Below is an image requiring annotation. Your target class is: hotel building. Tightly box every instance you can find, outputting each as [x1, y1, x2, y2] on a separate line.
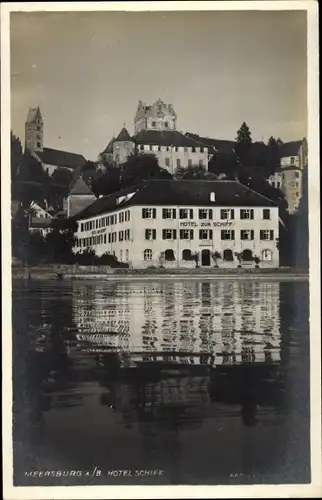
[72, 179, 279, 269]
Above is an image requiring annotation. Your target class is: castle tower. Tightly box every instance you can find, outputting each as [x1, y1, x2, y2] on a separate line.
[134, 99, 177, 134]
[25, 106, 43, 153]
[113, 125, 135, 165]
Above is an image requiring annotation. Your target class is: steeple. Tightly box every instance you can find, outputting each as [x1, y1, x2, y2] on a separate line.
[25, 106, 43, 152]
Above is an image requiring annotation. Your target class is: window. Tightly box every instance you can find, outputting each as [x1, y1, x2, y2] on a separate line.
[263, 209, 270, 220]
[165, 122, 169, 128]
[199, 209, 213, 220]
[182, 249, 192, 261]
[119, 231, 124, 241]
[221, 230, 235, 240]
[120, 250, 123, 261]
[164, 249, 175, 261]
[199, 229, 213, 240]
[119, 212, 124, 223]
[295, 171, 300, 178]
[115, 154, 120, 163]
[81, 223, 84, 231]
[260, 230, 274, 241]
[290, 157, 295, 164]
[192, 147, 196, 153]
[176, 158, 181, 168]
[37, 126, 41, 131]
[188, 159, 192, 167]
[125, 249, 129, 262]
[240, 209, 254, 220]
[152, 121, 156, 127]
[145, 229, 156, 240]
[296, 192, 299, 197]
[272, 181, 276, 188]
[165, 158, 170, 167]
[162, 229, 177, 240]
[241, 229, 254, 240]
[144, 249, 153, 261]
[179, 208, 193, 219]
[199, 160, 203, 167]
[108, 233, 111, 243]
[223, 249, 234, 261]
[125, 229, 130, 240]
[96, 220, 99, 229]
[37, 142, 41, 148]
[162, 208, 176, 219]
[262, 249, 272, 261]
[220, 209, 234, 220]
[142, 208, 156, 219]
[200, 147, 204, 153]
[277, 182, 281, 188]
[104, 234, 107, 244]
[180, 229, 194, 240]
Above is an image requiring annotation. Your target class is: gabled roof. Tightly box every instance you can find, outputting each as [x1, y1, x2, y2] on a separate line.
[115, 127, 132, 142]
[69, 177, 95, 196]
[36, 147, 86, 170]
[133, 129, 208, 148]
[26, 106, 42, 124]
[102, 137, 115, 154]
[279, 141, 303, 158]
[73, 179, 277, 221]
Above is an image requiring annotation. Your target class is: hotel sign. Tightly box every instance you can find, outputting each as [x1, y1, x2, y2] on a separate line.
[91, 228, 107, 236]
[180, 221, 234, 228]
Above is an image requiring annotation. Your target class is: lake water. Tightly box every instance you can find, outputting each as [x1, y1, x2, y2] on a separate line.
[12, 279, 310, 485]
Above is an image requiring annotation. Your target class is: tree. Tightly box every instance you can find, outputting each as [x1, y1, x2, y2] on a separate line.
[211, 251, 221, 267]
[265, 136, 281, 178]
[121, 153, 172, 187]
[91, 160, 121, 196]
[235, 122, 253, 167]
[208, 152, 238, 180]
[11, 132, 24, 179]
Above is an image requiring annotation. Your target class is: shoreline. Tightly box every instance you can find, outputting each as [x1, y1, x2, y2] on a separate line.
[12, 265, 309, 282]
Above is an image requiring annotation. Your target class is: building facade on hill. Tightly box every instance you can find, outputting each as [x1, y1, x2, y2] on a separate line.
[267, 139, 308, 214]
[25, 106, 87, 176]
[67, 176, 97, 218]
[100, 99, 209, 174]
[72, 179, 280, 269]
[28, 201, 55, 237]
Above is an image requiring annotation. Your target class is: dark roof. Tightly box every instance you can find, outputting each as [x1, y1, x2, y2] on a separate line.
[133, 129, 208, 148]
[30, 217, 52, 228]
[102, 137, 115, 154]
[115, 127, 132, 142]
[36, 147, 86, 170]
[69, 177, 95, 196]
[73, 179, 277, 221]
[279, 141, 303, 158]
[185, 133, 236, 154]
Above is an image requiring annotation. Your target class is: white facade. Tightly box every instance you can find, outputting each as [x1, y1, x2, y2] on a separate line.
[136, 144, 209, 174]
[74, 203, 279, 268]
[134, 99, 177, 134]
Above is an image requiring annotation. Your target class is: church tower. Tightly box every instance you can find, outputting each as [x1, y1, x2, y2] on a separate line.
[25, 106, 43, 153]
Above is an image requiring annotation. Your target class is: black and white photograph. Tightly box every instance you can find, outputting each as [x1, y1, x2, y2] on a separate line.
[2, 1, 321, 498]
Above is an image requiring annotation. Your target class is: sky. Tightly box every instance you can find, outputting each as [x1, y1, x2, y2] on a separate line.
[10, 9, 307, 161]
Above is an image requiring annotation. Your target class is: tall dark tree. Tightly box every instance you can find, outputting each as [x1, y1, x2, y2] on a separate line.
[264, 136, 281, 178]
[121, 153, 172, 187]
[11, 132, 24, 179]
[235, 122, 254, 185]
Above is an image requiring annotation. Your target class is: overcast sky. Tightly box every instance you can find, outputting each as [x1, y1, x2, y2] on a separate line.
[11, 10, 307, 161]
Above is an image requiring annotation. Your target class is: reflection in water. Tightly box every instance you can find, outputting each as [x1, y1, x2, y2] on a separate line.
[12, 280, 310, 485]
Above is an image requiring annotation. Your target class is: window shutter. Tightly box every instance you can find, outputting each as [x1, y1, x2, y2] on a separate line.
[162, 230, 165, 240]
[210, 230, 213, 239]
[145, 229, 148, 239]
[153, 229, 156, 239]
[153, 208, 156, 218]
[173, 209, 176, 219]
[220, 209, 224, 219]
[232, 230, 235, 240]
[231, 209, 235, 220]
[251, 230, 254, 240]
[190, 209, 193, 219]
[251, 209, 254, 220]
[173, 230, 177, 239]
[209, 209, 213, 220]
[270, 230, 274, 240]
[142, 208, 145, 218]
[190, 230, 194, 240]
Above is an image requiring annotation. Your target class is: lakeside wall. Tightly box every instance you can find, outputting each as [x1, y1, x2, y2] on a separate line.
[12, 264, 309, 281]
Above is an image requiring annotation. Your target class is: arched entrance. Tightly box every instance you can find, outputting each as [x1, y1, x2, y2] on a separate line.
[242, 249, 253, 262]
[201, 249, 211, 266]
[223, 249, 234, 261]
